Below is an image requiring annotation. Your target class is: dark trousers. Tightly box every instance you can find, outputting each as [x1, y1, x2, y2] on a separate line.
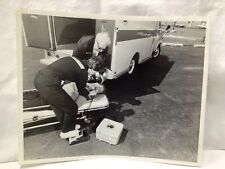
[34, 70, 78, 132]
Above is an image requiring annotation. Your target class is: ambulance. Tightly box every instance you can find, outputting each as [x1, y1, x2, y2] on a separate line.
[22, 14, 163, 79]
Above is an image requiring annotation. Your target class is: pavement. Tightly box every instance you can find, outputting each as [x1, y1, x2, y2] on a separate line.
[23, 42, 205, 163]
[162, 27, 205, 47]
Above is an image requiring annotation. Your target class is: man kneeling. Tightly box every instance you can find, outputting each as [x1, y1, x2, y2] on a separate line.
[34, 36, 95, 139]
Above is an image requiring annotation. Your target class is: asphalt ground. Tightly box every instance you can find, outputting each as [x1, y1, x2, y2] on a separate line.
[163, 27, 206, 45]
[23, 45, 205, 162]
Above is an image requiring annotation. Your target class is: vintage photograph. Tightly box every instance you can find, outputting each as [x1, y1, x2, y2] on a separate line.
[18, 11, 208, 165]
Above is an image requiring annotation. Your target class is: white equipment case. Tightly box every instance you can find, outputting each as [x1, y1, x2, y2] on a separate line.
[96, 118, 123, 145]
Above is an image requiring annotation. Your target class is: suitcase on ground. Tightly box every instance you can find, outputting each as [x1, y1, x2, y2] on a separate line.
[96, 118, 123, 145]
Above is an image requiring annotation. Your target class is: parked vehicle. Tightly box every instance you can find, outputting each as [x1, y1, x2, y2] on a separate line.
[196, 22, 206, 29]
[22, 14, 163, 80]
[175, 22, 185, 28]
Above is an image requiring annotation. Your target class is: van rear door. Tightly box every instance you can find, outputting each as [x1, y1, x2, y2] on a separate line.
[53, 16, 96, 50]
[22, 14, 96, 51]
[22, 14, 54, 50]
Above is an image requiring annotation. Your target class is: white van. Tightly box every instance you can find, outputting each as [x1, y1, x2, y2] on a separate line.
[104, 20, 163, 79]
[22, 14, 163, 80]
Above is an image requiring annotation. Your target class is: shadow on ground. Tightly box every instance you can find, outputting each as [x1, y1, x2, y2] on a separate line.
[87, 54, 174, 134]
[104, 55, 174, 104]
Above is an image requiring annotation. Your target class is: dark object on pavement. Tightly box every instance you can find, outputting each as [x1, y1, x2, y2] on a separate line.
[69, 130, 90, 145]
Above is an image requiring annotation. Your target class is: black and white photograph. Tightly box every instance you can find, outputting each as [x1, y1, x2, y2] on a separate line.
[18, 10, 208, 165]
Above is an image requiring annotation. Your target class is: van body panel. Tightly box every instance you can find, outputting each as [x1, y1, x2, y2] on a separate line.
[110, 20, 162, 79]
[112, 38, 146, 75]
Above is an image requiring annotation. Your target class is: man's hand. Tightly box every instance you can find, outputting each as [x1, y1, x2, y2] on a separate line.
[87, 68, 96, 76]
[88, 90, 97, 99]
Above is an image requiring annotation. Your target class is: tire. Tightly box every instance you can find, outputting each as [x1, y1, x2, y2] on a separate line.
[152, 45, 161, 59]
[128, 58, 136, 75]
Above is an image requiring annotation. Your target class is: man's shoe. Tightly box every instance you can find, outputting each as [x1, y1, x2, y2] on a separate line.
[69, 130, 90, 145]
[60, 130, 80, 139]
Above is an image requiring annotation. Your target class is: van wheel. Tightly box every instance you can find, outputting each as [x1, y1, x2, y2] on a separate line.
[128, 58, 136, 74]
[152, 45, 161, 58]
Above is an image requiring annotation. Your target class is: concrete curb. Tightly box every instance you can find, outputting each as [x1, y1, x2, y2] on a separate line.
[163, 34, 202, 41]
[162, 42, 183, 47]
[162, 42, 205, 48]
[193, 44, 205, 48]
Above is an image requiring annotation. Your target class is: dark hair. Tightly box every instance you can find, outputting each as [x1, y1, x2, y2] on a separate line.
[72, 35, 95, 60]
[88, 52, 107, 73]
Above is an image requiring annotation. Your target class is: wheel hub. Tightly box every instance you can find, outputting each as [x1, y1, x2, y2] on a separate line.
[128, 60, 135, 74]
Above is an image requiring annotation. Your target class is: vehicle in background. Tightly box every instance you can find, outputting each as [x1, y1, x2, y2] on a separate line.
[196, 22, 206, 29]
[175, 22, 185, 28]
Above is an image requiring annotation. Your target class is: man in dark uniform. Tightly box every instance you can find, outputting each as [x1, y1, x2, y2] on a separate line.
[34, 35, 95, 139]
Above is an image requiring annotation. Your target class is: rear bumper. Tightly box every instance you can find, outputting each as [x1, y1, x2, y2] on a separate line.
[105, 68, 115, 79]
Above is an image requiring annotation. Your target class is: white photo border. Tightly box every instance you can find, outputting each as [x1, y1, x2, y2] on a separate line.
[17, 8, 210, 166]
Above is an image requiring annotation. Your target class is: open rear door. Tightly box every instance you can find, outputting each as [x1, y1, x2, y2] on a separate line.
[22, 14, 54, 50]
[22, 14, 96, 51]
[53, 16, 96, 50]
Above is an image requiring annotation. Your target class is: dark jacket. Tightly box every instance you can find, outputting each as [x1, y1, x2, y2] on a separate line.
[35, 57, 89, 99]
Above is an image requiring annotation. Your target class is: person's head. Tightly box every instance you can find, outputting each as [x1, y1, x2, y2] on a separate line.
[73, 35, 95, 60]
[93, 32, 111, 57]
[87, 54, 106, 72]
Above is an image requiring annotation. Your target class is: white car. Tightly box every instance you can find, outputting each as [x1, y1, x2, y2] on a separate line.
[197, 23, 206, 29]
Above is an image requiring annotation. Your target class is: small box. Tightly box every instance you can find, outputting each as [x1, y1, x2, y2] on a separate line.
[96, 118, 123, 145]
